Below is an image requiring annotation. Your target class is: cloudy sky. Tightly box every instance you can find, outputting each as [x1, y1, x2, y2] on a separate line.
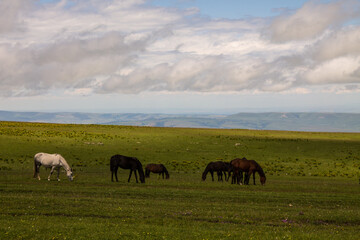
[0, 0, 360, 113]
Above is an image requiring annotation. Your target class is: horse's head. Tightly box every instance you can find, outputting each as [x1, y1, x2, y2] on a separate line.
[201, 172, 206, 181]
[67, 169, 73, 181]
[260, 176, 266, 185]
[138, 166, 145, 183]
[140, 173, 145, 183]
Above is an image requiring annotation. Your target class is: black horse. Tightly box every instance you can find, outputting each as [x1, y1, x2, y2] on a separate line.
[145, 164, 170, 179]
[110, 154, 145, 183]
[202, 161, 232, 181]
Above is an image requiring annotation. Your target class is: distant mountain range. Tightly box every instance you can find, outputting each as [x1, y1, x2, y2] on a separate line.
[0, 110, 359, 132]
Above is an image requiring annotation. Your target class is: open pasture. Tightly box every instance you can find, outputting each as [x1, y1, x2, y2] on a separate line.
[0, 121, 360, 239]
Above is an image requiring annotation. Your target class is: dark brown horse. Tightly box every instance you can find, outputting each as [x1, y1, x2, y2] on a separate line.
[202, 161, 232, 181]
[110, 154, 145, 183]
[230, 158, 266, 185]
[145, 164, 169, 179]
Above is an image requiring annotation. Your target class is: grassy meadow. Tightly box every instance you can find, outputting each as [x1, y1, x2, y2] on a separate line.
[0, 121, 360, 239]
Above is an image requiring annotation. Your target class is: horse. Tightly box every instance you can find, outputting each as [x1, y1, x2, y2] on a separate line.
[33, 152, 73, 181]
[145, 164, 170, 179]
[202, 161, 232, 182]
[230, 157, 266, 185]
[110, 154, 145, 183]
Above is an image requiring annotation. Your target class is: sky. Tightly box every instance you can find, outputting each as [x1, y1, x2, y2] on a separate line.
[0, 0, 360, 114]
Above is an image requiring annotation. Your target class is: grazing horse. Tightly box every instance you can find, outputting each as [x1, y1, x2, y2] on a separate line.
[110, 154, 145, 183]
[145, 164, 170, 179]
[230, 157, 266, 185]
[33, 153, 73, 181]
[202, 161, 232, 182]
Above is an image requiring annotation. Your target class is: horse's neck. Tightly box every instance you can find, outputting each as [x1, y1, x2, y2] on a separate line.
[59, 157, 70, 171]
[257, 167, 265, 177]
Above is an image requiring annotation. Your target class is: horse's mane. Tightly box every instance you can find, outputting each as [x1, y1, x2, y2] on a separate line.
[162, 165, 169, 177]
[58, 154, 71, 172]
[203, 162, 213, 174]
[256, 163, 265, 177]
[134, 159, 145, 178]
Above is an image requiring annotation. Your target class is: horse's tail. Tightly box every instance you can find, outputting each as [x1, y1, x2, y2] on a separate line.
[110, 156, 117, 172]
[33, 155, 39, 178]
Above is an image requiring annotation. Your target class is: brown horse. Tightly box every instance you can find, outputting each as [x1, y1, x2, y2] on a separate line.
[145, 164, 169, 179]
[202, 161, 232, 181]
[230, 158, 266, 185]
[110, 154, 145, 183]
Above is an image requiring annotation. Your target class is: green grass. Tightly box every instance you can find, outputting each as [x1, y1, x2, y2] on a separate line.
[0, 121, 360, 239]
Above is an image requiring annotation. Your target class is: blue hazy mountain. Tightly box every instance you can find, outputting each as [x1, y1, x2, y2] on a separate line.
[0, 111, 359, 132]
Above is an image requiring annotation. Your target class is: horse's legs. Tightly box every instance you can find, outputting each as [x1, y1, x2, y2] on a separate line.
[37, 167, 41, 180]
[232, 169, 238, 184]
[246, 170, 253, 185]
[134, 170, 138, 183]
[57, 168, 61, 181]
[114, 167, 119, 182]
[111, 169, 118, 182]
[234, 170, 238, 184]
[128, 170, 133, 182]
[210, 171, 214, 181]
[239, 171, 243, 185]
[48, 166, 56, 181]
[218, 171, 223, 181]
[253, 172, 256, 185]
[36, 164, 41, 180]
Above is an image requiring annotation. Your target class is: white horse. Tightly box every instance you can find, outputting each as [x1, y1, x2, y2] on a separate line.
[33, 153, 73, 181]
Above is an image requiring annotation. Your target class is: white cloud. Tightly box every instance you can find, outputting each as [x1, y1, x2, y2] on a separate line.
[0, 0, 360, 98]
[304, 56, 360, 84]
[312, 26, 360, 61]
[0, 0, 33, 33]
[268, 0, 360, 42]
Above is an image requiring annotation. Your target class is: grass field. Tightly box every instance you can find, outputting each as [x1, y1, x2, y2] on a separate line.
[0, 121, 360, 239]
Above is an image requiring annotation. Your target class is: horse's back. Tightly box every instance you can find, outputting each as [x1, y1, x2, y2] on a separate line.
[146, 163, 163, 173]
[34, 152, 61, 166]
[231, 158, 250, 170]
[111, 154, 140, 169]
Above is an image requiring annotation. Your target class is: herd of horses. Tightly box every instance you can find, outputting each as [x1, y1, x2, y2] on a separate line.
[202, 159, 266, 185]
[33, 152, 266, 185]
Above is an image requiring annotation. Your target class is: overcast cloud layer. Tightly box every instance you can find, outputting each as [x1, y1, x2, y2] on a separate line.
[1, 0, 360, 97]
